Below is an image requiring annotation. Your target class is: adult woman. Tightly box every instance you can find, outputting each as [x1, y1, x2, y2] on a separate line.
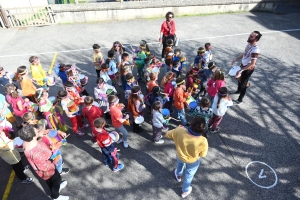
[165, 116, 208, 198]
[159, 11, 176, 59]
[111, 41, 124, 86]
[19, 125, 69, 200]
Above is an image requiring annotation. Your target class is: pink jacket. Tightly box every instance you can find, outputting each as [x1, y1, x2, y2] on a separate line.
[164, 82, 175, 97]
[206, 78, 226, 97]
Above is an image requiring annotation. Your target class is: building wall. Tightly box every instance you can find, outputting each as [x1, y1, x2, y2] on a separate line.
[0, 0, 48, 8]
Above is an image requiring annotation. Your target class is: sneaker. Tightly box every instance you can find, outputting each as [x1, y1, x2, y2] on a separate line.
[53, 195, 69, 200]
[59, 180, 67, 192]
[75, 131, 84, 136]
[60, 168, 70, 175]
[123, 141, 129, 148]
[21, 177, 33, 184]
[229, 91, 240, 95]
[23, 165, 30, 173]
[116, 138, 123, 144]
[113, 163, 124, 172]
[174, 169, 181, 182]
[81, 124, 89, 129]
[154, 139, 164, 144]
[104, 124, 110, 128]
[181, 186, 193, 198]
[210, 127, 220, 133]
[160, 135, 163, 139]
[233, 99, 243, 105]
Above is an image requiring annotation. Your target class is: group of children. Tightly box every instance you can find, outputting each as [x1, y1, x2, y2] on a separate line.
[0, 39, 234, 176]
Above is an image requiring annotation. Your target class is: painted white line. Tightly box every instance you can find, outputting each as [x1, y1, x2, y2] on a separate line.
[245, 161, 278, 189]
[0, 28, 299, 58]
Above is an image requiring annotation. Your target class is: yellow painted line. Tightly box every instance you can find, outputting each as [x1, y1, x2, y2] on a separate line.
[48, 52, 58, 75]
[2, 170, 15, 200]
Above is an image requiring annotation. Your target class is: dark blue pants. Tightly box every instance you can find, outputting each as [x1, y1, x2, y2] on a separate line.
[101, 145, 119, 168]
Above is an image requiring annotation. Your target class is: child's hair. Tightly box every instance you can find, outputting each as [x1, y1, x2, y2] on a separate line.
[151, 101, 162, 111]
[101, 63, 109, 70]
[34, 89, 44, 103]
[93, 44, 101, 50]
[84, 96, 94, 106]
[190, 116, 206, 135]
[108, 95, 117, 105]
[34, 123, 45, 132]
[22, 112, 35, 122]
[161, 72, 174, 86]
[122, 52, 129, 60]
[151, 86, 160, 96]
[57, 90, 68, 99]
[144, 57, 151, 66]
[29, 56, 38, 64]
[200, 96, 210, 107]
[0, 66, 3, 71]
[213, 69, 225, 81]
[172, 60, 179, 68]
[112, 41, 124, 54]
[149, 73, 156, 81]
[197, 47, 205, 55]
[174, 49, 181, 55]
[126, 73, 134, 81]
[176, 76, 185, 86]
[66, 70, 74, 78]
[217, 87, 228, 109]
[208, 62, 216, 70]
[4, 83, 17, 96]
[205, 43, 211, 49]
[93, 118, 106, 128]
[129, 86, 142, 104]
[140, 40, 150, 52]
[107, 50, 115, 59]
[16, 66, 27, 81]
[96, 77, 105, 84]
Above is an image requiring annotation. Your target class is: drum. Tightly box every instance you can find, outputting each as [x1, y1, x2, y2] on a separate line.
[189, 102, 197, 112]
[162, 108, 170, 118]
[13, 137, 24, 147]
[79, 74, 88, 86]
[46, 75, 56, 86]
[6, 71, 15, 79]
[135, 116, 144, 124]
[109, 131, 120, 142]
[49, 96, 56, 102]
[228, 66, 241, 77]
[152, 67, 159, 73]
[93, 101, 100, 107]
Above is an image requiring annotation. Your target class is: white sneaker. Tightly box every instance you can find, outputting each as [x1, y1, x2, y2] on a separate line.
[123, 141, 129, 148]
[23, 165, 30, 173]
[59, 180, 67, 192]
[53, 195, 69, 200]
[116, 138, 123, 144]
[155, 139, 164, 144]
[181, 186, 192, 198]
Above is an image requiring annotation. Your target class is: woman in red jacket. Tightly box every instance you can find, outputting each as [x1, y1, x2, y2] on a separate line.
[159, 11, 176, 59]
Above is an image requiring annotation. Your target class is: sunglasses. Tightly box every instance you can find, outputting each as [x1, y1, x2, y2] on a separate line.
[168, 16, 173, 18]
[114, 44, 120, 47]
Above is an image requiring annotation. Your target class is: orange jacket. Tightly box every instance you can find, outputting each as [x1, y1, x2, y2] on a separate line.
[174, 87, 189, 110]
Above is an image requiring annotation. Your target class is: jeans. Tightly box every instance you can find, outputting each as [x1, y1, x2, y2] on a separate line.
[176, 156, 201, 192]
[101, 144, 119, 169]
[237, 69, 254, 102]
[55, 154, 63, 173]
[115, 125, 129, 142]
[176, 109, 187, 125]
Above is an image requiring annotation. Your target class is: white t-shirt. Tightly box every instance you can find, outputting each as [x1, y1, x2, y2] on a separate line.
[241, 43, 260, 66]
[212, 95, 233, 116]
[61, 98, 74, 118]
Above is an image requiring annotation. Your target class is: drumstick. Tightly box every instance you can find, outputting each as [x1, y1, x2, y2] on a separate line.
[63, 134, 70, 139]
[48, 52, 58, 75]
[169, 117, 181, 121]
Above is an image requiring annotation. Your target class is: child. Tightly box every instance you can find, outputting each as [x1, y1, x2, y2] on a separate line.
[29, 56, 48, 87]
[54, 63, 69, 84]
[108, 95, 130, 148]
[208, 87, 233, 133]
[0, 66, 14, 86]
[22, 112, 38, 127]
[111, 41, 124, 86]
[147, 73, 158, 94]
[161, 72, 175, 112]
[66, 66, 89, 96]
[82, 96, 104, 133]
[100, 63, 112, 86]
[106, 50, 118, 86]
[134, 43, 147, 81]
[164, 39, 174, 71]
[171, 60, 183, 78]
[152, 101, 170, 144]
[16, 66, 36, 102]
[203, 43, 213, 68]
[94, 118, 124, 172]
[173, 77, 190, 126]
[147, 86, 169, 113]
[121, 53, 133, 90]
[5, 87, 29, 118]
[127, 86, 145, 133]
[140, 40, 151, 56]
[35, 123, 70, 175]
[0, 131, 33, 183]
[194, 47, 206, 69]
[92, 44, 104, 78]
[0, 93, 21, 128]
[124, 73, 138, 104]
[186, 67, 200, 95]
[198, 61, 216, 96]
[193, 96, 213, 125]
[57, 90, 85, 136]
[172, 49, 186, 76]
[206, 69, 226, 106]
[94, 78, 117, 118]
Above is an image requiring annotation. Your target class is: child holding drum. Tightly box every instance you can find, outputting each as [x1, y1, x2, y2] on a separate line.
[16, 66, 37, 102]
[29, 56, 48, 87]
[152, 101, 170, 144]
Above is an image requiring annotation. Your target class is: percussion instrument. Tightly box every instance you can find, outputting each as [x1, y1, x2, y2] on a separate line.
[134, 116, 144, 124]
[109, 131, 120, 142]
[79, 74, 88, 86]
[228, 66, 242, 77]
[46, 75, 56, 86]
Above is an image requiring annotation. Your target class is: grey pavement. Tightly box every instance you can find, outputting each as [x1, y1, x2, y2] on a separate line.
[0, 12, 300, 200]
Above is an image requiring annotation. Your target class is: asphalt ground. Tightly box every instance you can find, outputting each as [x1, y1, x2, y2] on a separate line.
[0, 12, 300, 200]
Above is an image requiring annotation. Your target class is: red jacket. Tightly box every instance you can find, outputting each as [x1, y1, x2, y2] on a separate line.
[82, 105, 104, 127]
[160, 20, 176, 36]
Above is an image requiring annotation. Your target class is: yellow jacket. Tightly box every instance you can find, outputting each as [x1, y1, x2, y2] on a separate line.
[30, 63, 46, 86]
